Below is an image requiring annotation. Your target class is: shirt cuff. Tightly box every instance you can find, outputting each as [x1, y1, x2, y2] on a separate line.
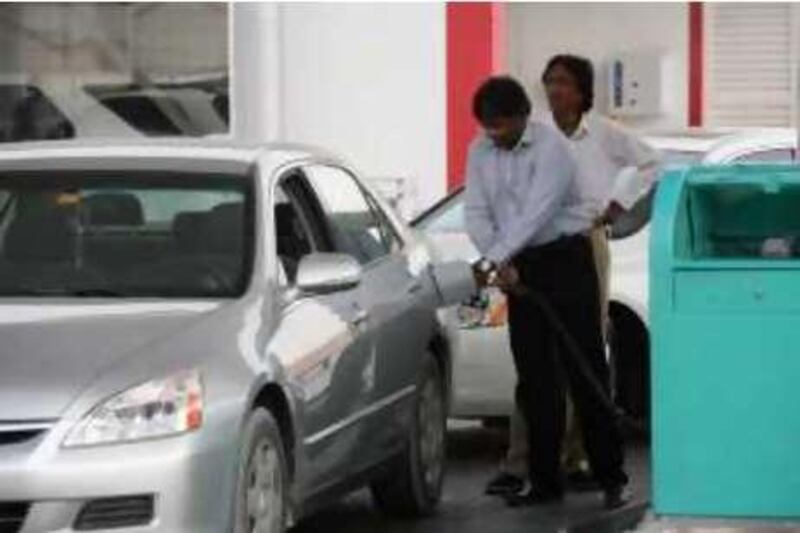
[486, 241, 513, 264]
[610, 166, 641, 211]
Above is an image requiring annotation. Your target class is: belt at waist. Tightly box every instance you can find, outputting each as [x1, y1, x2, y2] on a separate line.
[517, 233, 590, 259]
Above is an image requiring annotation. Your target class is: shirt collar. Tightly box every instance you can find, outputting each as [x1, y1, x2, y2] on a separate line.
[570, 113, 592, 140]
[518, 122, 535, 147]
[477, 121, 535, 152]
[542, 111, 593, 140]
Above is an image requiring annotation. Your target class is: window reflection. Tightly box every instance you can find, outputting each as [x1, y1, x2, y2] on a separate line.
[0, 3, 229, 142]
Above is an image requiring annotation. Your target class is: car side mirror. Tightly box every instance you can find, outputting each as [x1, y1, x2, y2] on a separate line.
[296, 253, 362, 294]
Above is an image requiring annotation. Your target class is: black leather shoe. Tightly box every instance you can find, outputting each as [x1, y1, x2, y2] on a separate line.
[505, 489, 564, 508]
[566, 469, 601, 493]
[485, 473, 525, 496]
[604, 485, 632, 510]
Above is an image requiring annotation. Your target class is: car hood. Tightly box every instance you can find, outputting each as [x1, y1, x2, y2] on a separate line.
[0, 301, 223, 421]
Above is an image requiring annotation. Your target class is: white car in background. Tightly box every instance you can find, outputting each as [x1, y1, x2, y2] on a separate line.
[0, 74, 229, 143]
[0, 74, 142, 141]
[415, 127, 798, 428]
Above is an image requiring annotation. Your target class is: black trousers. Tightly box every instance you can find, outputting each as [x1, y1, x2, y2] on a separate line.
[507, 234, 627, 494]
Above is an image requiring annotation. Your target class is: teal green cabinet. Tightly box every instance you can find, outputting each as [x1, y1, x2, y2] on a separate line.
[651, 164, 800, 518]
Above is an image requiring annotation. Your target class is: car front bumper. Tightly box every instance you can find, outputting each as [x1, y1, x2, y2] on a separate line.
[0, 419, 239, 533]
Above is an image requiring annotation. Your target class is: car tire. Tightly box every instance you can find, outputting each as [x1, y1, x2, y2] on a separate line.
[609, 307, 650, 440]
[370, 356, 446, 517]
[233, 408, 289, 533]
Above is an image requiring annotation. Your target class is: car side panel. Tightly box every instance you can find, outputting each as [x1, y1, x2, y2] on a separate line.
[358, 248, 435, 459]
[269, 291, 375, 499]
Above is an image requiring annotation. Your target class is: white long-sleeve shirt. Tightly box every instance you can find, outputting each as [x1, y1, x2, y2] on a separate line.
[464, 120, 589, 264]
[542, 112, 660, 220]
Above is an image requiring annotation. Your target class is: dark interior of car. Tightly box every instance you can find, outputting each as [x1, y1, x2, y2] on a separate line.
[0, 191, 250, 297]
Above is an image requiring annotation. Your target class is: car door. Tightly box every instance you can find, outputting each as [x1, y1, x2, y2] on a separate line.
[302, 164, 434, 462]
[269, 171, 375, 496]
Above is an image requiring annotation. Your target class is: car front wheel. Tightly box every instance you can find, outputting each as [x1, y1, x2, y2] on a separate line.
[233, 408, 289, 533]
[370, 356, 446, 517]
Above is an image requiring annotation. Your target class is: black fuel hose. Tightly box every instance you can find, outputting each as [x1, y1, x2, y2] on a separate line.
[511, 284, 648, 437]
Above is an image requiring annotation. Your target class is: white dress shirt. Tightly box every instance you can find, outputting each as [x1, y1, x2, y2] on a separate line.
[464, 120, 589, 264]
[542, 112, 660, 224]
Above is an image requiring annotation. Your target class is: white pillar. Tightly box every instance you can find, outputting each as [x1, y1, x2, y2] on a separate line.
[231, 3, 283, 142]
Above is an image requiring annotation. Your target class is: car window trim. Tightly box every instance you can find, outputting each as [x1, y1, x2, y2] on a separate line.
[353, 177, 407, 250]
[361, 187, 402, 253]
[328, 164, 409, 256]
[411, 186, 464, 228]
[272, 170, 331, 288]
[301, 163, 396, 268]
[279, 172, 328, 252]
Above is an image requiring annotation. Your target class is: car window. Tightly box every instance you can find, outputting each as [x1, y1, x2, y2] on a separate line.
[0, 85, 76, 143]
[364, 191, 403, 252]
[95, 95, 183, 136]
[212, 94, 229, 125]
[274, 180, 319, 285]
[103, 188, 243, 228]
[416, 195, 465, 234]
[85, 83, 230, 137]
[303, 165, 390, 265]
[0, 172, 253, 298]
[735, 148, 795, 163]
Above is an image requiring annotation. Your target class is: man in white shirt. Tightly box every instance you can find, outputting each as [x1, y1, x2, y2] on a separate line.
[485, 56, 658, 503]
[465, 76, 629, 509]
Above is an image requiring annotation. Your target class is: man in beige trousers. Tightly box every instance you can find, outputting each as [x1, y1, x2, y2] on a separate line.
[486, 54, 659, 497]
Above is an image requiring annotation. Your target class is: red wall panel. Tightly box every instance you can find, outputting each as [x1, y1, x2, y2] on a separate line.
[446, 3, 505, 190]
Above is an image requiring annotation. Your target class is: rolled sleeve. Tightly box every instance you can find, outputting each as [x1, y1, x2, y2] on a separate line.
[464, 142, 497, 257]
[608, 123, 661, 209]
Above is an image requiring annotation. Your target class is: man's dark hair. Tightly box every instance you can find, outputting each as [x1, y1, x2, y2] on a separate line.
[542, 54, 595, 113]
[472, 76, 532, 123]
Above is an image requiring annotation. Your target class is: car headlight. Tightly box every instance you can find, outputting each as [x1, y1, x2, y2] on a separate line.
[457, 288, 508, 329]
[64, 370, 203, 448]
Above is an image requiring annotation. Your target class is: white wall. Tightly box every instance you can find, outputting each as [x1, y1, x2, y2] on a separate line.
[233, 3, 447, 215]
[134, 3, 228, 78]
[232, 4, 282, 142]
[282, 3, 446, 214]
[5, 3, 227, 78]
[507, 3, 689, 130]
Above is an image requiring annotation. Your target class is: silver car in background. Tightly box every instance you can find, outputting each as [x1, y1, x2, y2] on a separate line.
[0, 141, 455, 533]
[416, 127, 797, 428]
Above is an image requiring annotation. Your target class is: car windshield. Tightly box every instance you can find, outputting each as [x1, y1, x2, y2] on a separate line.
[0, 172, 253, 298]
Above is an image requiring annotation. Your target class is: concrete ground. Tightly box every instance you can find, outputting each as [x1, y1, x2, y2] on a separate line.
[292, 422, 651, 533]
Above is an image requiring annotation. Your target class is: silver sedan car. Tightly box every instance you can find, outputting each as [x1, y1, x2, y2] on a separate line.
[0, 141, 460, 533]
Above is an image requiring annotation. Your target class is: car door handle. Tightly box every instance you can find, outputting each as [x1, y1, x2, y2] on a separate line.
[351, 308, 369, 327]
[406, 280, 423, 294]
